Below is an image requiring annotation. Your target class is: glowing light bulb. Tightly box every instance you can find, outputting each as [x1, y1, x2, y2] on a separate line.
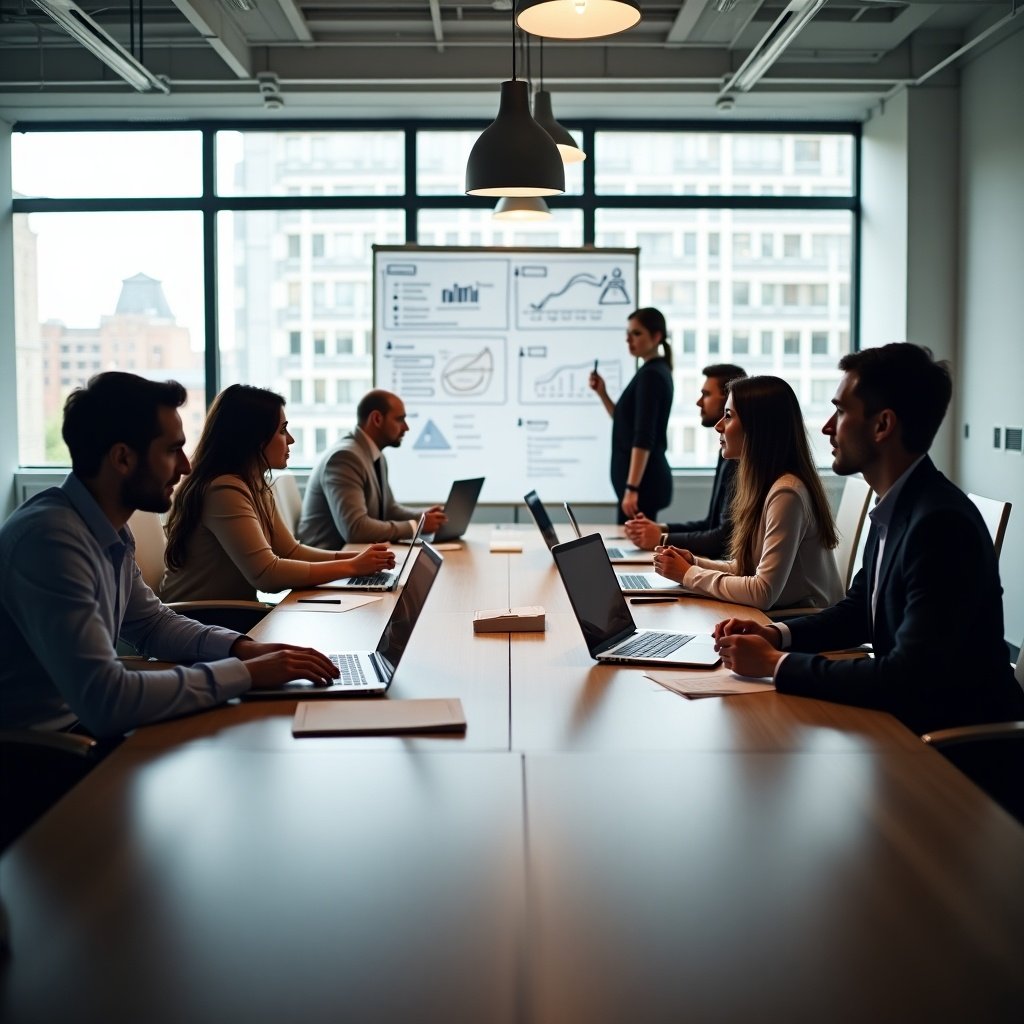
[574, 0, 586, 13]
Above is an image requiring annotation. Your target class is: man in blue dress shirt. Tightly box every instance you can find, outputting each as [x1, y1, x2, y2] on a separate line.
[0, 372, 338, 738]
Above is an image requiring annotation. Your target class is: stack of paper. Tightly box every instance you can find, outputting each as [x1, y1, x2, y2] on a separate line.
[645, 667, 775, 700]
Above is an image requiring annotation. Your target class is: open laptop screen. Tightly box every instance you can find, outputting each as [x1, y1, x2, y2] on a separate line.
[552, 535, 635, 655]
[377, 542, 443, 669]
[524, 490, 560, 550]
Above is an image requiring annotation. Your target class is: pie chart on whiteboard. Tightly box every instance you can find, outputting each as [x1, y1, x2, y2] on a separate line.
[442, 346, 494, 397]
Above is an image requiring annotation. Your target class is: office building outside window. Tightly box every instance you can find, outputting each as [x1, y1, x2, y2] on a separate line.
[12, 126, 855, 469]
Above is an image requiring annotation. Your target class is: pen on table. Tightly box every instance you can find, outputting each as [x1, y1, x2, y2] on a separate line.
[630, 597, 678, 604]
[297, 598, 342, 604]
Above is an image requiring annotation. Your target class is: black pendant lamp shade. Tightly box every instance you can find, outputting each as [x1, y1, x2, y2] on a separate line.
[533, 89, 585, 163]
[465, 79, 566, 197]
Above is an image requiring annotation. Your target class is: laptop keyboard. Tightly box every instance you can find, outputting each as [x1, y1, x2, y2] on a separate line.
[329, 654, 368, 686]
[618, 573, 654, 589]
[614, 631, 694, 658]
[347, 571, 392, 587]
[606, 547, 624, 559]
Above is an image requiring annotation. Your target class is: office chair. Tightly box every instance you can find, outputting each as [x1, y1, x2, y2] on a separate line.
[0, 728, 113, 852]
[967, 493, 1012, 561]
[271, 471, 303, 534]
[127, 511, 272, 634]
[921, 641, 1024, 825]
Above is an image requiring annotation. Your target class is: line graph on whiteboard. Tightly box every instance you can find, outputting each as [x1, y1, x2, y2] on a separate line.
[515, 263, 633, 329]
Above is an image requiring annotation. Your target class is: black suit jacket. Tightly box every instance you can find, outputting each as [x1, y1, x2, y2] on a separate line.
[664, 454, 737, 558]
[776, 457, 1024, 735]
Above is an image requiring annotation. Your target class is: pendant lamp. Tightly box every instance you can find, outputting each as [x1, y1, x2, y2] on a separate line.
[465, 3, 566, 197]
[533, 38, 586, 164]
[516, 0, 641, 41]
[493, 196, 553, 220]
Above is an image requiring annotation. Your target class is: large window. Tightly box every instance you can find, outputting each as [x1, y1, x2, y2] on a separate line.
[11, 124, 858, 468]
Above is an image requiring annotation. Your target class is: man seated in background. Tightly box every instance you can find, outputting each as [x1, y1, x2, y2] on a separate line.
[713, 343, 1024, 736]
[625, 363, 746, 557]
[0, 372, 338, 739]
[298, 389, 446, 547]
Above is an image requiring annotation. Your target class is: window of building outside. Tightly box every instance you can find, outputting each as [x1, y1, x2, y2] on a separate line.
[12, 128, 854, 469]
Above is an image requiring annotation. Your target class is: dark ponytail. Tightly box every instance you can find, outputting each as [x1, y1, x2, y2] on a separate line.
[629, 307, 672, 370]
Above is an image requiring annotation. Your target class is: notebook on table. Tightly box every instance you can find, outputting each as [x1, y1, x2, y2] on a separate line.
[244, 541, 444, 698]
[551, 533, 720, 668]
[430, 477, 485, 543]
[322, 514, 426, 591]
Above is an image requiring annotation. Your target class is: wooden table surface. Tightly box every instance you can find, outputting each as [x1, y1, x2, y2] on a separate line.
[3, 523, 1022, 1023]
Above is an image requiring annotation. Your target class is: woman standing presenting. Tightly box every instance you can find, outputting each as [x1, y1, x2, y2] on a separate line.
[589, 307, 674, 523]
[163, 385, 394, 602]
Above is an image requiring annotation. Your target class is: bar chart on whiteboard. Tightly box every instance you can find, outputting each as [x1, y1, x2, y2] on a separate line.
[373, 246, 640, 504]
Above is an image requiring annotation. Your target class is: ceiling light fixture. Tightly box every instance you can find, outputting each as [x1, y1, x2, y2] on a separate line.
[465, 1, 565, 198]
[516, 0, 640, 41]
[725, 0, 825, 93]
[493, 196, 553, 220]
[30, 0, 170, 93]
[533, 38, 585, 164]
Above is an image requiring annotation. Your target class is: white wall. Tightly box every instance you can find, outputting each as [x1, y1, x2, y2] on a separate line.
[860, 86, 960, 472]
[860, 90, 909, 351]
[958, 27, 1024, 648]
[0, 120, 17, 518]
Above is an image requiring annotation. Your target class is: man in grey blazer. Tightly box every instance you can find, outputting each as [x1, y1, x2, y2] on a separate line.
[297, 390, 447, 548]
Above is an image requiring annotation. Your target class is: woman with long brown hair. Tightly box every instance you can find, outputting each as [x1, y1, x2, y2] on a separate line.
[163, 385, 394, 602]
[653, 375, 842, 611]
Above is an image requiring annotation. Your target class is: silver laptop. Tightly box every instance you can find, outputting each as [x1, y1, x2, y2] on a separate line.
[430, 476, 485, 543]
[561, 501, 655, 569]
[524, 492, 651, 563]
[552, 534, 720, 668]
[321, 514, 426, 591]
[244, 542, 444, 698]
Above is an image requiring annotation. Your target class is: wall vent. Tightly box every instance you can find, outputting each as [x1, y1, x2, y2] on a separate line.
[1005, 426, 1022, 454]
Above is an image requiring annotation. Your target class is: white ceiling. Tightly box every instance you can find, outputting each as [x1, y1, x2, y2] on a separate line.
[1, 0, 1021, 123]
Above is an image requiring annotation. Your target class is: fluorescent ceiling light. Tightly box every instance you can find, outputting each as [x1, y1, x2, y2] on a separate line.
[30, 0, 170, 93]
[726, 0, 825, 93]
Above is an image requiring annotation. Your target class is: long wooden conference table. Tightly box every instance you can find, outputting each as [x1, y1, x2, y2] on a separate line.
[3, 525, 1023, 1022]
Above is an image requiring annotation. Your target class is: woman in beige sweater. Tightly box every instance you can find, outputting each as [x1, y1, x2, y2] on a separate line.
[653, 375, 843, 611]
[162, 385, 394, 602]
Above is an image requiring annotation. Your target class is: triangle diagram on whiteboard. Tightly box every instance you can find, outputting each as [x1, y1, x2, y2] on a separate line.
[413, 419, 451, 451]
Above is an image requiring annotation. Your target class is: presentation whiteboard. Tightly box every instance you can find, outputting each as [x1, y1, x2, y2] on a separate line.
[372, 246, 640, 504]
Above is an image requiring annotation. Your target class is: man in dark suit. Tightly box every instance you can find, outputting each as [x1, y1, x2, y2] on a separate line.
[297, 390, 447, 548]
[713, 343, 1024, 735]
[624, 363, 746, 557]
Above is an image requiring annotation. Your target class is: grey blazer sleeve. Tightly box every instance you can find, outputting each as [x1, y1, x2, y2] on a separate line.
[324, 448, 416, 543]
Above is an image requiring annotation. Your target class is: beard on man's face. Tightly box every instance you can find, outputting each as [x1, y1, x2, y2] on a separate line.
[122, 465, 173, 514]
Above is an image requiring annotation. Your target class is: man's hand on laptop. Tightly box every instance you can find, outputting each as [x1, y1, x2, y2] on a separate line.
[423, 506, 447, 534]
[624, 514, 664, 550]
[345, 543, 396, 576]
[231, 639, 340, 690]
[712, 618, 783, 678]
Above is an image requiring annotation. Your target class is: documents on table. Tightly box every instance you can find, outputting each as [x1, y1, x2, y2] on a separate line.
[292, 698, 467, 736]
[645, 666, 775, 699]
[279, 593, 384, 613]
